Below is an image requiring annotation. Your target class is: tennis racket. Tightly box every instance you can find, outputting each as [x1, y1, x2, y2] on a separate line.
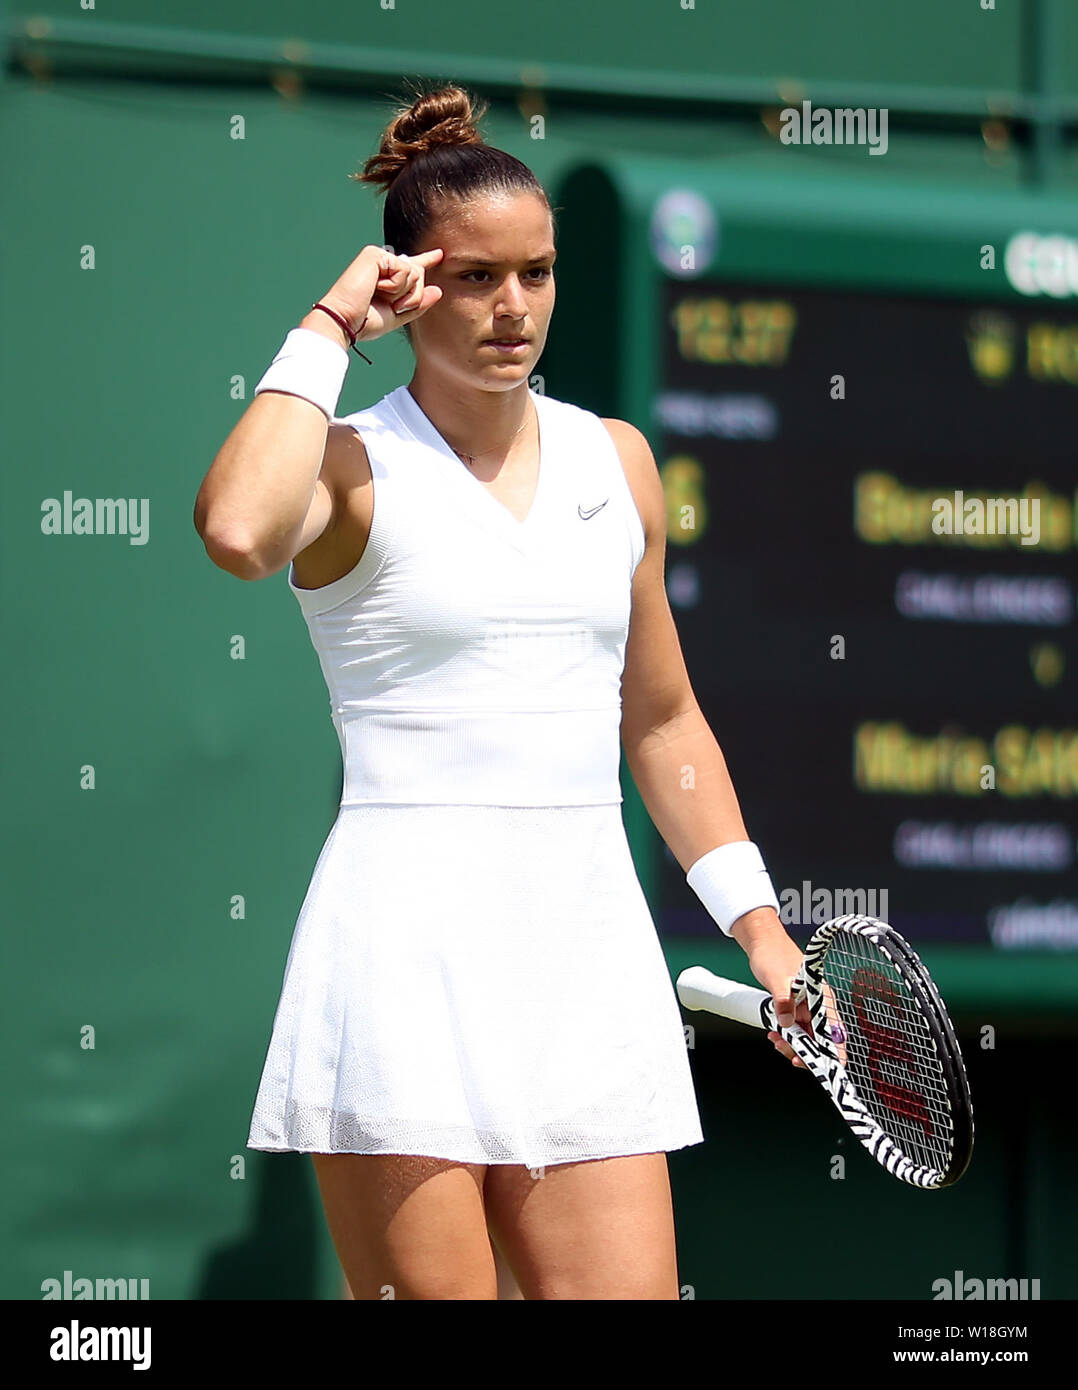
[676, 914, 973, 1189]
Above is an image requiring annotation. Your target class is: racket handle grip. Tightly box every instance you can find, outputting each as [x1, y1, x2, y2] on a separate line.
[676, 966, 770, 1029]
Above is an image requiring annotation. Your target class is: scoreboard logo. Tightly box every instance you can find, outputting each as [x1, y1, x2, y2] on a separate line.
[649, 189, 718, 278]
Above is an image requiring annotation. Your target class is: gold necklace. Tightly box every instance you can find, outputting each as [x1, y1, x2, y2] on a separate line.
[450, 411, 532, 469]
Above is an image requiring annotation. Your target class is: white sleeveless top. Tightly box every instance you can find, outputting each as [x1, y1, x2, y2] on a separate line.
[287, 385, 646, 808]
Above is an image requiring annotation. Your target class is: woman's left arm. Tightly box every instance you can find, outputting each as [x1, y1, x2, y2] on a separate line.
[603, 418, 811, 1064]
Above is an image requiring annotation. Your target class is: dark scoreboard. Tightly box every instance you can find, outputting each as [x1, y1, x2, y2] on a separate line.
[654, 281, 1078, 949]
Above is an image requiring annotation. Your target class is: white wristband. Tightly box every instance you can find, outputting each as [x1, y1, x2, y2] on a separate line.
[685, 841, 780, 936]
[254, 327, 349, 421]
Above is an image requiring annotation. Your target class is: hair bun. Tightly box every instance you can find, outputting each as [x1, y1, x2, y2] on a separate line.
[357, 85, 487, 193]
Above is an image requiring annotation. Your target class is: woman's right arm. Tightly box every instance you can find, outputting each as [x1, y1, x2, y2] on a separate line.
[193, 245, 443, 581]
[194, 309, 351, 581]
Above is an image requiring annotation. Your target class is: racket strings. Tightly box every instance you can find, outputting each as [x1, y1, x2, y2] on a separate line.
[821, 930, 952, 1174]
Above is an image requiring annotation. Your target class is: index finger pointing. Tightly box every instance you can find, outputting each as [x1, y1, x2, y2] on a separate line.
[411, 247, 445, 267]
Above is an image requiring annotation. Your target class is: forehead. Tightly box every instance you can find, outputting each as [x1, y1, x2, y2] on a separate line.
[423, 190, 555, 260]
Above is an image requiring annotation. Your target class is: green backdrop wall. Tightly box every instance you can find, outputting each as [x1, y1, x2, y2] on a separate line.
[3, 2, 1076, 1301]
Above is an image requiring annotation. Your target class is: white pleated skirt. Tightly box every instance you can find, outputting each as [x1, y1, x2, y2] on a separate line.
[246, 802, 704, 1169]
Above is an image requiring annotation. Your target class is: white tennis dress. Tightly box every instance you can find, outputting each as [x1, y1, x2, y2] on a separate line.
[246, 383, 704, 1168]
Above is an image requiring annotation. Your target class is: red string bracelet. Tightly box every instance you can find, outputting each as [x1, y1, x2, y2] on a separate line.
[310, 302, 372, 364]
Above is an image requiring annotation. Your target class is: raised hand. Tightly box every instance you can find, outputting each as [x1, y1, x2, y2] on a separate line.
[317, 245, 444, 345]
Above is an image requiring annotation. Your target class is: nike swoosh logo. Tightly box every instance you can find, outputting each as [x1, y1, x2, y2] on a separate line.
[578, 499, 610, 519]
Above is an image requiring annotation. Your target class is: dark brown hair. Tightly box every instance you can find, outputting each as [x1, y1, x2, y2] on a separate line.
[352, 84, 550, 255]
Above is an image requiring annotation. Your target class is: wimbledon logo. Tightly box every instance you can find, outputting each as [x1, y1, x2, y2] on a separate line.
[649, 189, 718, 279]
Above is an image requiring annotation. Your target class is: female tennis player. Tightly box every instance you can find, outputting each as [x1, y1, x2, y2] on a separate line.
[194, 84, 812, 1301]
